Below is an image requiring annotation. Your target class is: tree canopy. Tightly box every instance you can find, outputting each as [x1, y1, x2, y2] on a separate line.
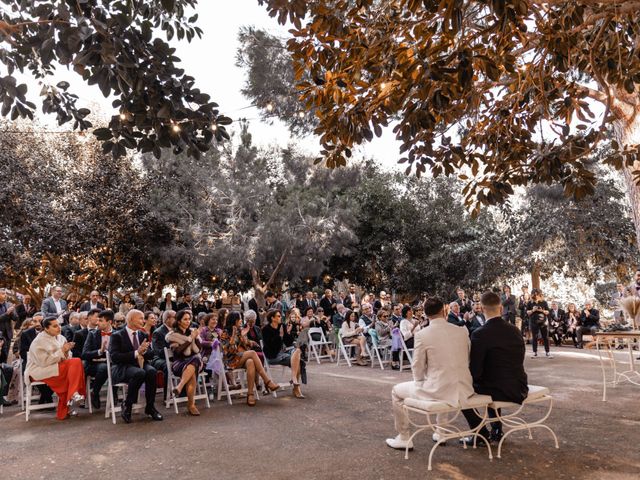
[0, 0, 229, 159]
[256, 0, 640, 218]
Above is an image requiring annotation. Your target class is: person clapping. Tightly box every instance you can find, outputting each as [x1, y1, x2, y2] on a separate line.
[24, 317, 85, 420]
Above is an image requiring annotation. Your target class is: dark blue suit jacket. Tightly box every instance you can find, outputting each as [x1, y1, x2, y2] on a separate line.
[108, 328, 153, 383]
[82, 329, 107, 362]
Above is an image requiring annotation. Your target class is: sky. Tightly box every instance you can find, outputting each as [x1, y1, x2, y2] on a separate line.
[23, 1, 404, 171]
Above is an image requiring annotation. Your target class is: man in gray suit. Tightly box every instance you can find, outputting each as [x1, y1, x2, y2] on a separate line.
[41, 286, 67, 318]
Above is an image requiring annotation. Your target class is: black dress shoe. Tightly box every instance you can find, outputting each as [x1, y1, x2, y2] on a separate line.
[91, 393, 101, 410]
[145, 406, 163, 421]
[121, 402, 132, 424]
[490, 429, 504, 442]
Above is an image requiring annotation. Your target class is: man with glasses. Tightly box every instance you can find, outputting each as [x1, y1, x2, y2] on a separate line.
[41, 286, 67, 318]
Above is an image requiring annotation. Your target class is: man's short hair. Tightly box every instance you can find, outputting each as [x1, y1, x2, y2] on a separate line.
[88, 308, 102, 317]
[424, 297, 444, 316]
[33, 311, 44, 320]
[480, 291, 501, 308]
[265, 291, 275, 299]
[99, 310, 114, 321]
[42, 317, 58, 330]
[162, 309, 176, 323]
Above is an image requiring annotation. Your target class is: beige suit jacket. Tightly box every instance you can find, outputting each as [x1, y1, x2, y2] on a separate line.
[411, 317, 475, 406]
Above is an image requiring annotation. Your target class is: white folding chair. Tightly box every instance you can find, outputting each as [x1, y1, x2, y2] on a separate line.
[163, 348, 211, 414]
[308, 327, 334, 364]
[487, 384, 560, 459]
[260, 340, 292, 395]
[367, 338, 391, 370]
[336, 330, 357, 367]
[24, 376, 57, 421]
[399, 336, 414, 372]
[86, 375, 94, 414]
[104, 351, 144, 424]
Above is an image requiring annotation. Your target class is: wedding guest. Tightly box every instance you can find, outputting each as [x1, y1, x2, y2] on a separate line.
[20, 313, 54, 404]
[159, 292, 177, 312]
[447, 302, 466, 327]
[108, 309, 163, 423]
[41, 286, 67, 318]
[81, 310, 114, 409]
[79, 291, 105, 312]
[341, 310, 368, 366]
[565, 303, 581, 347]
[199, 313, 221, 364]
[25, 317, 85, 420]
[526, 289, 552, 358]
[501, 286, 517, 325]
[262, 309, 305, 398]
[222, 311, 280, 406]
[118, 293, 135, 315]
[577, 300, 600, 349]
[15, 294, 37, 330]
[167, 309, 203, 416]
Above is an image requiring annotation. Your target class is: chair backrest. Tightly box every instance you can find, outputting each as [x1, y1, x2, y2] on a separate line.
[308, 327, 326, 344]
[164, 347, 174, 364]
[105, 350, 114, 386]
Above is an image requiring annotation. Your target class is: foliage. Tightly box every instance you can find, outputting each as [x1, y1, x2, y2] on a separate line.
[256, 0, 640, 212]
[0, 0, 229, 159]
[504, 161, 638, 285]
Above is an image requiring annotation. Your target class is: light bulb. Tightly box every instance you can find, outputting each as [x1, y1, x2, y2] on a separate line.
[211, 123, 218, 131]
[266, 103, 274, 112]
[172, 124, 181, 133]
[119, 113, 126, 120]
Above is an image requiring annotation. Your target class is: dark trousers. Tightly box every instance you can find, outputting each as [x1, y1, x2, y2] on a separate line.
[577, 326, 597, 345]
[529, 320, 549, 353]
[462, 407, 502, 435]
[1, 364, 13, 397]
[120, 364, 157, 407]
[85, 362, 109, 398]
[150, 358, 168, 399]
[392, 337, 414, 362]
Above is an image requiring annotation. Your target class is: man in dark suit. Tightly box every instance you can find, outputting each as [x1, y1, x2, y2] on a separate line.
[319, 289, 337, 318]
[79, 291, 105, 312]
[108, 309, 162, 423]
[500, 286, 517, 325]
[15, 294, 37, 330]
[150, 309, 176, 400]
[454, 288, 473, 315]
[577, 300, 600, 348]
[72, 308, 100, 359]
[82, 310, 114, 409]
[176, 292, 193, 312]
[549, 301, 567, 347]
[447, 302, 466, 327]
[462, 291, 528, 444]
[41, 286, 67, 318]
[298, 291, 317, 315]
[62, 312, 82, 342]
[19, 313, 55, 404]
[465, 302, 486, 335]
[0, 288, 16, 362]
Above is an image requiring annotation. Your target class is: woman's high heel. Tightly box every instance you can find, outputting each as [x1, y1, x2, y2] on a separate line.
[246, 393, 256, 407]
[266, 380, 280, 393]
[187, 404, 200, 416]
[290, 381, 305, 399]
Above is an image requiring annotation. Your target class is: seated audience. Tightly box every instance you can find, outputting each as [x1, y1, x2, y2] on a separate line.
[222, 311, 280, 405]
[166, 309, 204, 416]
[447, 301, 466, 327]
[108, 309, 163, 424]
[386, 296, 475, 450]
[565, 303, 580, 347]
[577, 300, 600, 349]
[81, 309, 114, 409]
[341, 310, 368, 366]
[262, 309, 305, 398]
[24, 317, 86, 420]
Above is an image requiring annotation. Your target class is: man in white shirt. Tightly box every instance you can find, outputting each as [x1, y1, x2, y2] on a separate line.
[386, 297, 475, 450]
[41, 286, 67, 318]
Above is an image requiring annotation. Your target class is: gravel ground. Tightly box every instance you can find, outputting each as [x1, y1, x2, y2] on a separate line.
[2, 345, 639, 480]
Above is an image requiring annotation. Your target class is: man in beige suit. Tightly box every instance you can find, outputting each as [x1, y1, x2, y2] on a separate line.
[386, 296, 475, 450]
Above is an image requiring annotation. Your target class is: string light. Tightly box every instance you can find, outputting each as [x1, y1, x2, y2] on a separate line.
[211, 123, 217, 131]
[298, 112, 305, 118]
[171, 123, 181, 133]
[380, 82, 387, 90]
[266, 103, 274, 112]
[119, 113, 127, 120]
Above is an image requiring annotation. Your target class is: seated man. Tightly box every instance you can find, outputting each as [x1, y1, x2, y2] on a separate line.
[577, 300, 600, 349]
[386, 297, 475, 450]
[462, 291, 528, 444]
[81, 310, 114, 409]
[108, 309, 163, 423]
[447, 302, 466, 327]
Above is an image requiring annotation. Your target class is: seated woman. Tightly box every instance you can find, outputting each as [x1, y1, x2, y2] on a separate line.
[166, 309, 203, 416]
[221, 312, 280, 406]
[118, 293, 135, 315]
[374, 309, 393, 348]
[340, 310, 368, 366]
[24, 317, 85, 420]
[261, 309, 305, 398]
[199, 313, 222, 366]
[242, 310, 264, 364]
[391, 305, 421, 370]
[565, 303, 580, 347]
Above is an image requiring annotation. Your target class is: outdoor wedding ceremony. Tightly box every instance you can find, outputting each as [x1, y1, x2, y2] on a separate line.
[1, 1, 640, 479]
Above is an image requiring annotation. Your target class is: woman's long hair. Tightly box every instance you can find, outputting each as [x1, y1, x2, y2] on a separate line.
[225, 311, 242, 335]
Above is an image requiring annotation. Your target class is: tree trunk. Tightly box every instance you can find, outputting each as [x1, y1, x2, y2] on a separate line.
[611, 91, 640, 250]
[531, 262, 541, 290]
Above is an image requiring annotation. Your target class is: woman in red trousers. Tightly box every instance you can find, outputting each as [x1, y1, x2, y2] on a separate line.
[24, 317, 86, 420]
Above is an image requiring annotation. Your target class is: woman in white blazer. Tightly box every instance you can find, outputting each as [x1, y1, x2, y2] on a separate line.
[25, 317, 85, 420]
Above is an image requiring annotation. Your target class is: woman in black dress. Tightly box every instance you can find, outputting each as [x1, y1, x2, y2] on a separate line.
[526, 289, 552, 358]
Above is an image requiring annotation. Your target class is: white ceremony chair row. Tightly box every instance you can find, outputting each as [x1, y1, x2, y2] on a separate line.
[163, 347, 210, 414]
